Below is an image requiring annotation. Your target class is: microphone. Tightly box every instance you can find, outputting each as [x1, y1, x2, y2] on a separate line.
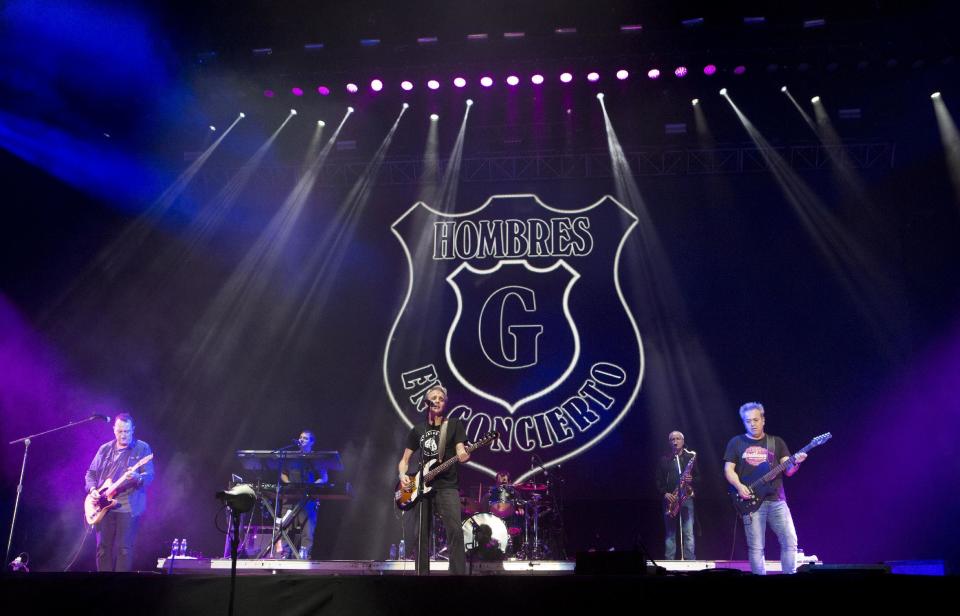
[90, 414, 111, 423]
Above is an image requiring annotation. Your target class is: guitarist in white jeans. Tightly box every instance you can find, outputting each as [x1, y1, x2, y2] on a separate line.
[723, 402, 806, 574]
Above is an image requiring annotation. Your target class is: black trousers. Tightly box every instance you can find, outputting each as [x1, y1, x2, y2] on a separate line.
[96, 511, 140, 571]
[416, 487, 465, 575]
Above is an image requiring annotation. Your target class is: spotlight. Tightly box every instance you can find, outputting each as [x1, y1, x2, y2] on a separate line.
[346, 83, 359, 93]
[506, 75, 520, 86]
[290, 109, 298, 115]
[616, 69, 629, 80]
[263, 90, 275, 98]
[560, 72, 573, 83]
[209, 125, 216, 131]
[317, 86, 331, 96]
[691, 99, 699, 106]
[317, 120, 325, 127]
[531, 74, 545, 85]
[703, 64, 717, 76]
[239, 112, 246, 118]
[427, 79, 440, 90]
[402, 102, 410, 109]
[719, 88, 728, 96]
[401, 80, 414, 91]
[347, 106, 355, 113]
[292, 87, 304, 96]
[587, 72, 600, 82]
[674, 66, 688, 78]
[596, 92, 604, 100]
[480, 76, 494, 87]
[216, 484, 257, 514]
[430, 113, 439, 121]
[454, 77, 467, 88]
[931, 91, 942, 99]
[466, 99, 474, 106]
[370, 79, 384, 92]
[780, 85, 788, 93]
[647, 68, 661, 80]
[811, 96, 821, 103]
[733, 65, 746, 75]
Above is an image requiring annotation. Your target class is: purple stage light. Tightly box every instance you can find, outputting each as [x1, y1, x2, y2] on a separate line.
[587, 72, 600, 82]
[401, 81, 414, 91]
[531, 74, 544, 85]
[263, 89, 275, 98]
[560, 72, 573, 83]
[703, 64, 717, 76]
[480, 76, 494, 87]
[317, 85, 331, 96]
[427, 79, 440, 90]
[370, 79, 383, 92]
[346, 83, 359, 93]
[733, 65, 747, 75]
[674, 66, 688, 78]
[506, 75, 520, 86]
[292, 87, 304, 96]
[616, 69, 629, 80]
[647, 68, 661, 80]
[453, 77, 467, 88]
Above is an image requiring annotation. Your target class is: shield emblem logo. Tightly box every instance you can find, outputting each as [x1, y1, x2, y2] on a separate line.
[384, 194, 644, 482]
[446, 259, 580, 414]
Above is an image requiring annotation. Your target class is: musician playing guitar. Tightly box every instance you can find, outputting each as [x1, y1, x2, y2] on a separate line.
[84, 413, 154, 571]
[655, 430, 698, 560]
[723, 402, 807, 575]
[397, 384, 469, 575]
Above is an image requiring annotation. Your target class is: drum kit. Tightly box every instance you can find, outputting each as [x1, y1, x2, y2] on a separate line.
[458, 479, 559, 560]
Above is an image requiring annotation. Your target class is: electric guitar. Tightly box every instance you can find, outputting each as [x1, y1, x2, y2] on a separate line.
[729, 432, 831, 515]
[395, 431, 498, 511]
[84, 453, 153, 526]
[665, 451, 697, 518]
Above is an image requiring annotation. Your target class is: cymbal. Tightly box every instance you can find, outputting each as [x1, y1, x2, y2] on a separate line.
[514, 482, 548, 491]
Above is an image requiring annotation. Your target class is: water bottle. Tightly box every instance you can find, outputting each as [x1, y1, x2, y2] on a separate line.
[170, 538, 180, 559]
[389, 544, 398, 560]
[398, 539, 406, 560]
[179, 537, 188, 557]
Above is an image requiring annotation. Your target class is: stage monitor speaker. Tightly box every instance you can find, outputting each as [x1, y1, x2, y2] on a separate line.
[574, 550, 649, 575]
[797, 563, 891, 575]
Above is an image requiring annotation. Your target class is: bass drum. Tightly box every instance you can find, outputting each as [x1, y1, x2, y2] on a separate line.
[462, 513, 510, 552]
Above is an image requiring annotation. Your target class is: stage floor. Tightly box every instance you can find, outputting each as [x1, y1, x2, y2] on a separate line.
[156, 555, 820, 575]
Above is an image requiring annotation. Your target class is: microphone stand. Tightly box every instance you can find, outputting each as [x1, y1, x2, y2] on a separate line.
[6, 415, 108, 565]
[271, 442, 298, 559]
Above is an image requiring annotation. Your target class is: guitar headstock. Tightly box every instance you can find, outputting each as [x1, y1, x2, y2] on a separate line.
[478, 431, 499, 444]
[809, 432, 832, 447]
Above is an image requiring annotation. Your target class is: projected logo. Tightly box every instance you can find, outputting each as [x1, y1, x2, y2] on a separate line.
[384, 195, 643, 481]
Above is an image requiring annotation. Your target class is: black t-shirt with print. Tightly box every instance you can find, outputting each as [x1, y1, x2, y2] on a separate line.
[723, 433, 791, 501]
[406, 418, 467, 490]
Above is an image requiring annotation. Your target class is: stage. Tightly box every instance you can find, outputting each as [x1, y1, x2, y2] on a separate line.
[154, 553, 826, 575]
[2, 565, 950, 616]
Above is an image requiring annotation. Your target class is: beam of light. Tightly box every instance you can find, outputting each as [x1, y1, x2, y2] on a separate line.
[932, 94, 960, 207]
[722, 92, 907, 356]
[784, 90, 886, 231]
[276, 105, 410, 357]
[417, 110, 441, 204]
[403, 101, 475, 361]
[597, 95, 730, 464]
[178, 108, 353, 381]
[434, 100, 473, 213]
[692, 97, 715, 147]
[177, 113, 298, 255]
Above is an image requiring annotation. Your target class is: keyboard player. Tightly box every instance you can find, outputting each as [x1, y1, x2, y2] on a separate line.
[278, 430, 328, 558]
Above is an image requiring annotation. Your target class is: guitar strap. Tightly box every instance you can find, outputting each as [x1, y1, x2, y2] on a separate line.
[766, 436, 773, 466]
[436, 419, 450, 464]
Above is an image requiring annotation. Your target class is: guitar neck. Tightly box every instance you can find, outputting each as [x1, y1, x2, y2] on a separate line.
[751, 441, 816, 488]
[423, 440, 484, 483]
